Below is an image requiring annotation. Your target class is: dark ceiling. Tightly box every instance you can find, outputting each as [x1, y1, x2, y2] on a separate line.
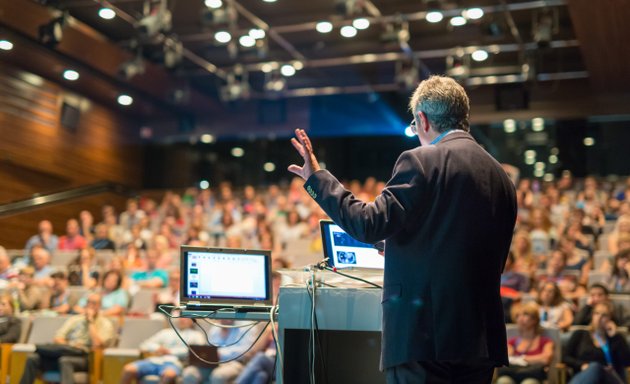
[1, 0, 630, 139]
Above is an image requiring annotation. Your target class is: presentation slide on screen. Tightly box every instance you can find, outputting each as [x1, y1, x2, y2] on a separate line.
[186, 252, 266, 300]
[326, 224, 384, 269]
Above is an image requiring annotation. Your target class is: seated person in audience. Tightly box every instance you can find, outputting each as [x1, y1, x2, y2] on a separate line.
[535, 249, 585, 301]
[574, 283, 630, 327]
[564, 302, 630, 383]
[31, 246, 55, 285]
[58, 219, 87, 251]
[104, 255, 130, 290]
[606, 249, 630, 293]
[182, 320, 267, 384]
[48, 271, 71, 315]
[67, 247, 99, 289]
[78, 210, 95, 243]
[19, 293, 116, 384]
[560, 235, 592, 287]
[24, 220, 58, 255]
[0, 293, 22, 343]
[155, 269, 180, 308]
[502, 251, 531, 298]
[130, 250, 168, 289]
[496, 302, 555, 384]
[512, 230, 538, 278]
[609, 214, 630, 256]
[120, 316, 205, 384]
[90, 223, 116, 251]
[74, 270, 128, 317]
[0, 246, 18, 287]
[10, 266, 50, 312]
[536, 281, 574, 331]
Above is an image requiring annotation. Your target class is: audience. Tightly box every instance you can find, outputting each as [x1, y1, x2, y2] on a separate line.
[0, 175, 629, 382]
[564, 302, 630, 383]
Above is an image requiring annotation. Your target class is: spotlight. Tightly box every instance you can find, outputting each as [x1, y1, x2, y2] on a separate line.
[335, 0, 359, 16]
[163, 37, 183, 68]
[38, 15, 66, 47]
[264, 71, 286, 93]
[463, 8, 484, 20]
[533, 9, 556, 48]
[136, 0, 172, 41]
[239, 35, 256, 48]
[249, 28, 265, 39]
[118, 51, 145, 80]
[219, 71, 250, 102]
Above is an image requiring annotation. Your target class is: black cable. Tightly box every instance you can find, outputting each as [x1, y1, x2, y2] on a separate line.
[320, 266, 382, 289]
[159, 304, 270, 365]
[306, 281, 329, 384]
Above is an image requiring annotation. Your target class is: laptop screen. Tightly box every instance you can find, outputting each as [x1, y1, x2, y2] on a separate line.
[320, 220, 384, 270]
[180, 246, 273, 307]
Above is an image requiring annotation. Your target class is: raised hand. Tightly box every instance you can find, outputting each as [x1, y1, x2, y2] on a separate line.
[287, 128, 321, 180]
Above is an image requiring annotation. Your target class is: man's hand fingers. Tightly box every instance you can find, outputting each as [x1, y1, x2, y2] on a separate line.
[287, 164, 303, 176]
[290, 138, 305, 157]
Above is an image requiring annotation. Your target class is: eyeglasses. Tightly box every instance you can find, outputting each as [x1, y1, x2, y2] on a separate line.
[408, 119, 417, 134]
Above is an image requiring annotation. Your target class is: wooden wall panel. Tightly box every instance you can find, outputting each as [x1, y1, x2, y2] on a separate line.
[0, 61, 143, 247]
[0, 61, 143, 203]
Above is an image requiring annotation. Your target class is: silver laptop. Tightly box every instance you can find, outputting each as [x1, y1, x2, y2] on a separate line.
[179, 246, 273, 312]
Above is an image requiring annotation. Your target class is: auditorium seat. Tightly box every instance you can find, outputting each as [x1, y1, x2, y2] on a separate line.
[102, 317, 166, 384]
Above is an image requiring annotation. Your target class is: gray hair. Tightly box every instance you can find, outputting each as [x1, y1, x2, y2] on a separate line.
[408, 75, 470, 132]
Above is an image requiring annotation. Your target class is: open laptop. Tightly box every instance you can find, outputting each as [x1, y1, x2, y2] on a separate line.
[320, 220, 384, 270]
[179, 246, 273, 313]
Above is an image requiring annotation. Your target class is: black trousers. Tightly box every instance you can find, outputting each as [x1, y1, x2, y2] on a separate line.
[20, 353, 88, 384]
[386, 360, 495, 384]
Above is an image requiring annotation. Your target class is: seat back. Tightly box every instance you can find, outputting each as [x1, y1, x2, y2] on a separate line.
[27, 315, 72, 344]
[117, 317, 166, 349]
[128, 289, 160, 315]
[50, 251, 79, 267]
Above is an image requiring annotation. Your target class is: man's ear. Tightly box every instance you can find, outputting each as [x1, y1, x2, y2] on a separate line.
[417, 111, 430, 133]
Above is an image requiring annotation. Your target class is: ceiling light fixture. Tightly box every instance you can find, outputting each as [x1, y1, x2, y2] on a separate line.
[117, 94, 133, 106]
[62, 69, 79, 81]
[38, 15, 66, 47]
[280, 64, 296, 77]
[0, 39, 13, 51]
[200, 134, 214, 143]
[214, 30, 231, 43]
[450, 16, 467, 27]
[464, 8, 484, 20]
[249, 28, 265, 39]
[239, 35, 256, 48]
[316, 21, 333, 33]
[352, 18, 370, 30]
[471, 49, 488, 62]
[204, 0, 222, 9]
[340, 25, 357, 38]
[425, 11, 443, 23]
[98, 7, 116, 20]
[231, 147, 245, 157]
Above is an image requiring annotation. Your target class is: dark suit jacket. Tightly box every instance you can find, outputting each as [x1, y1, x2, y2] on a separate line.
[304, 131, 517, 370]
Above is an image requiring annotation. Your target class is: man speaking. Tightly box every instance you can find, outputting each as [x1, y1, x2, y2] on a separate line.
[288, 75, 517, 383]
